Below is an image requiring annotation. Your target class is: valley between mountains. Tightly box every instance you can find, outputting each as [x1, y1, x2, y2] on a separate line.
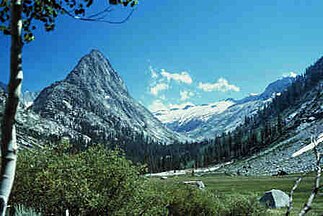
[0, 50, 322, 176]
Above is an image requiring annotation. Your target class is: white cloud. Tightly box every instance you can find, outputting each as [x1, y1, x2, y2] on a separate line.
[150, 83, 169, 96]
[198, 78, 240, 92]
[161, 69, 193, 84]
[149, 65, 158, 79]
[148, 100, 168, 112]
[283, 71, 297, 78]
[180, 90, 195, 101]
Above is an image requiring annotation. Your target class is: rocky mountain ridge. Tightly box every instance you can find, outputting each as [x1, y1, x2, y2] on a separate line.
[154, 76, 296, 140]
[0, 50, 186, 151]
[31, 50, 185, 145]
[219, 80, 323, 175]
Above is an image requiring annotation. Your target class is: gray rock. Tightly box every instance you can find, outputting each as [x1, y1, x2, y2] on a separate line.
[259, 189, 289, 208]
[31, 49, 186, 146]
[183, 180, 205, 190]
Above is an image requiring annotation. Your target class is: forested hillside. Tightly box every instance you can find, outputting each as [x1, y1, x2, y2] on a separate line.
[147, 57, 322, 173]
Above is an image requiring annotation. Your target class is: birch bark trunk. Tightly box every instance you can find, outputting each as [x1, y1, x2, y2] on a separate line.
[0, 0, 22, 215]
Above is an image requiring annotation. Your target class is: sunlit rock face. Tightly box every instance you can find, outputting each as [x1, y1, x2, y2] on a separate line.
[32, 50, 185, 145]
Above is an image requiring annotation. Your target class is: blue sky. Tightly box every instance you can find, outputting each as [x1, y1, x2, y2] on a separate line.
[1, 0, 323, 111]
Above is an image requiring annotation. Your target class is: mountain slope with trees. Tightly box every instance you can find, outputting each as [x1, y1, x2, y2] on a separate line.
[191, 57, 323, 174]
[154, 76, 296, 140]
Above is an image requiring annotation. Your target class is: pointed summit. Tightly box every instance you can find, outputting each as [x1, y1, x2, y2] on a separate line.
[66, 49, 127, 93]
[32, 50, 184, 145]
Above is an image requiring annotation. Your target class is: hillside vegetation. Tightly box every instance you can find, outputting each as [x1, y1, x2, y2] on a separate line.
[9, 143, 269, 216]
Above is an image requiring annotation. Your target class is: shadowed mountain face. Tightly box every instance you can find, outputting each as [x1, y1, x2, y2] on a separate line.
[237, 76, 295, 103]
[32, 50, 184, 145]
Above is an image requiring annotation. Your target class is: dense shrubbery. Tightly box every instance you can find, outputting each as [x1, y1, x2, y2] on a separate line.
[10, 143, 267, 215]
[166, 186, 266, 216]
[11, 143, 146, 215]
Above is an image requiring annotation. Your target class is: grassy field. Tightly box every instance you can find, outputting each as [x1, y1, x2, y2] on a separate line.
[152, 173, 323, 215]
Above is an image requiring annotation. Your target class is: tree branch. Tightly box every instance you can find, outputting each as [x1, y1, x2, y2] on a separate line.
[299, 147, 322, 216]
[286, 175, 304, 216]
[87, 6, 114, 19]
[62, 7, 135, 24]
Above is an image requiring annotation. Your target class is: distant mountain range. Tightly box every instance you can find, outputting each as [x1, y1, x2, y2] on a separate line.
[0, 51, 303, 146]
[0, 50, 322, 175]
[154, 76, 296, 140]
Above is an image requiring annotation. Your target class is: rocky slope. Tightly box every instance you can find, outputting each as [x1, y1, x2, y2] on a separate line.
[21, 90, 39, 109]
[0, 84, 85, 149]
[154, 77, 296, 140]
[32, 50, 185, 145]
[219, 81, 323, 176]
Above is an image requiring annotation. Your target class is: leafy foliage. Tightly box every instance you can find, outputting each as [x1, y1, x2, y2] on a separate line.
[11, 142, 144, 215]
[10, 141, 269, 215]
[0, 0, 138, 43]
[166, 186, 267, 216]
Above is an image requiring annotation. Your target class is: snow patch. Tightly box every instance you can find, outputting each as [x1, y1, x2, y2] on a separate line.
[154, 100, 235, 124]
[62, 100, 72, 110]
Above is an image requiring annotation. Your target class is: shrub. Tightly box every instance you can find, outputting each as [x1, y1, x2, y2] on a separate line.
[10, 142, 268, 215]
[166, 185, 267, 216]
[220, 193, 268, 216]
[11, 143, 144, 215]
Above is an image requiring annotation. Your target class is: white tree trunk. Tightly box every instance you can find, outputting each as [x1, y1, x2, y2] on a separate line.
[0, 0, 22, 215]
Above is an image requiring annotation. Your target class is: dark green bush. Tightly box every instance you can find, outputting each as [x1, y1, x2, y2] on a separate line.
[11, 143, 145, 215]
[166, 186, 267, 216]
[167, 185, 222, 215]
[222, 193, 266, 216]
[10, 142, 268, 215]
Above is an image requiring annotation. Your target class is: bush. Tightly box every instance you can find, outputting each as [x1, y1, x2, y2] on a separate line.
[11, 143, 144, 215]
[220, 193, 268, 216]
[165, 185, 218, 215]
[116, 180, 170, 215]
[10, 142, 268, 215]
[153, 182, 267, 216]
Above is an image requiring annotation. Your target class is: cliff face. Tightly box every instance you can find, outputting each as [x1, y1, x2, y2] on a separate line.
[32, 50, 185, 145]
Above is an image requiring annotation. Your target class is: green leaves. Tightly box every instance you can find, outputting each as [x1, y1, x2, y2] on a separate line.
[44, 23, 55, 31]
[0, 25, 9, 34]
[0, 0, 9, 7]
[109, 0, 139, 7]
[1, 0, 139, 43]
[23, 32, 35, 42]
[11, 143, 143, 215]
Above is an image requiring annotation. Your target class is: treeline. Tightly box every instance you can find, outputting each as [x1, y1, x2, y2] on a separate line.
[200, 56, 323, 168]
[104, 132, 207, 173]
[198, 56, 323, 169]
[66, 56, 323, 173]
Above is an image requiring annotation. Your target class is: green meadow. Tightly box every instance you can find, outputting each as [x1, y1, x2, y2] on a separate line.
[151, 173, 323, 215]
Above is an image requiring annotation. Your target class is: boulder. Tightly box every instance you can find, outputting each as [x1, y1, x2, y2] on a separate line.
[259, 189, 289, 208]
[182, 180, 205, 190]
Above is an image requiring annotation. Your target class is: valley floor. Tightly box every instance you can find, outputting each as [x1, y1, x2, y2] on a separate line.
[150, 173, 323, 215]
